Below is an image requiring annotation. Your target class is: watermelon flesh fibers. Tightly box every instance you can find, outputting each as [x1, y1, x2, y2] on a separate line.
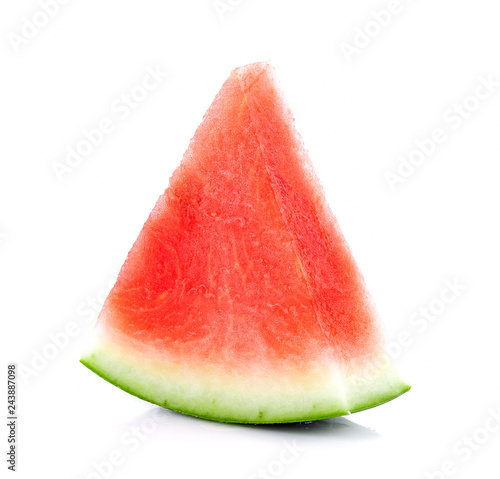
[81, 62, 410, 423]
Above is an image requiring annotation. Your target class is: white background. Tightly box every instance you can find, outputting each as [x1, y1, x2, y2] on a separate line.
[1, 1, 500, 478]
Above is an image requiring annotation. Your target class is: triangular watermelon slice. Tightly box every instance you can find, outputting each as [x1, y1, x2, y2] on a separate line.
[81, 62, 410, 423]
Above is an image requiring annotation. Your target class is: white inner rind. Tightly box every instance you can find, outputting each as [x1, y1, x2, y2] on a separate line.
[81, 327, 410, 423]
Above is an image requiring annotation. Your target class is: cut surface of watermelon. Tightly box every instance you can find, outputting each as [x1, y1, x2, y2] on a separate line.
[81, 62, 409, 423]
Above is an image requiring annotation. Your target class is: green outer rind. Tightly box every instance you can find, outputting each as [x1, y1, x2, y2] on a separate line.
[80, 333, 410, 424]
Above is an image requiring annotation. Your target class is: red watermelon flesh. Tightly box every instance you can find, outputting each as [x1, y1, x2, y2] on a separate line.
[81, 62, 409, 423]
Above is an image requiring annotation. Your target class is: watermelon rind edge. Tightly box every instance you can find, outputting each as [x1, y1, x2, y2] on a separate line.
[80, 334, 410, 424]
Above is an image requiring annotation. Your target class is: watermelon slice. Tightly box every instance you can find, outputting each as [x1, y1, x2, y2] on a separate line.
[81, 62, 409, 423]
